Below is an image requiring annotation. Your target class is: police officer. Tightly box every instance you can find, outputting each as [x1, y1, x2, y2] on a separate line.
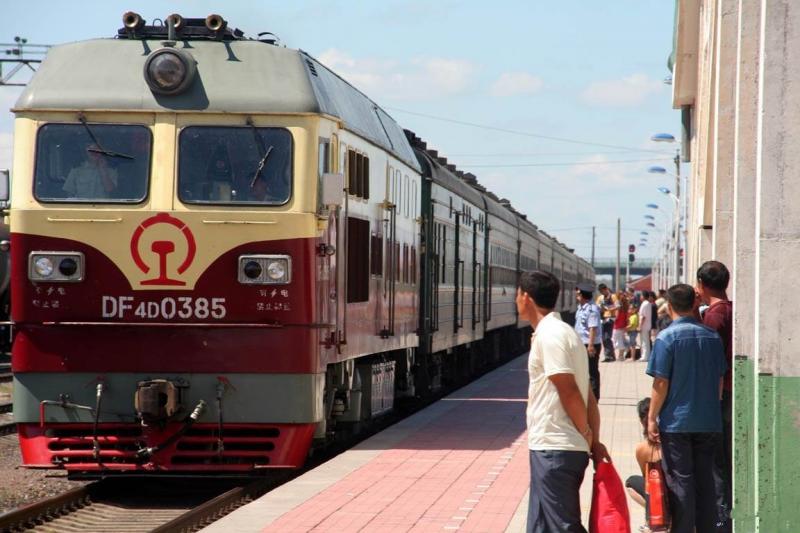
[575, 282, 602, 400]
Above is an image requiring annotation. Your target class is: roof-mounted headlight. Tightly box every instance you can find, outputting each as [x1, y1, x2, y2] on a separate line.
[143, 48, 196, 95]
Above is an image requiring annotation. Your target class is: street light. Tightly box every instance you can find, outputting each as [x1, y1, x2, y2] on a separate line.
[640, 231, 649, 236]
[650, 133, 682, 285]
[651, 133, 676, 143]
[644, 214, 655, 221]
[657, 187, 680, 208]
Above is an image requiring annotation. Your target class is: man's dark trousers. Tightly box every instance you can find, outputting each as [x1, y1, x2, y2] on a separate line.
[660, 432, 722, 533]
[585, 344, 601, 400]
[527, 450, 589, 533]
[713, 391, 733, 531]
[601, 319, 614, 359]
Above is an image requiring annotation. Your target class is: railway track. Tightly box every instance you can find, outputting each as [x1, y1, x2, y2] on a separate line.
[0, 477, 284, 532]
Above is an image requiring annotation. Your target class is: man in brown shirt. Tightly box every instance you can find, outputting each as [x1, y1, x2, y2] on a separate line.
[696, 260, 732, 532]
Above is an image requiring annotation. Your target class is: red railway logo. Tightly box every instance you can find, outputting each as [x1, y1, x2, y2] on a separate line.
[130, 213, 197, 286]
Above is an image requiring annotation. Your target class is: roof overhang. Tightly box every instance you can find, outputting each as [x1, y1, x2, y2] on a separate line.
[671, 0, 700, 108]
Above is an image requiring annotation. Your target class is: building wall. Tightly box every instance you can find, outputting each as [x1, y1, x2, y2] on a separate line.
[673, 0, 800, 530]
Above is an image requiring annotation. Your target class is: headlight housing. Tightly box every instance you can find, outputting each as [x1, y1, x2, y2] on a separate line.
[29, 252, 85, 282]
[238, 255, 291, 285]
[143, 48, 197, 95]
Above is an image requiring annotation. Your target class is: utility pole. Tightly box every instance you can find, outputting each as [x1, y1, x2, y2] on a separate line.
[591, 226, 596, 267]
[674, 150, 681, 285]
[615, 218, 621, 292]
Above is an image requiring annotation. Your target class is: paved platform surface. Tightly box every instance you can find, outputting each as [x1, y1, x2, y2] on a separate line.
[202, 356, 652, 533]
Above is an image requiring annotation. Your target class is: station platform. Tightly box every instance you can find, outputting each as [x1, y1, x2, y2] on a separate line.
[202, 354, 652, 533]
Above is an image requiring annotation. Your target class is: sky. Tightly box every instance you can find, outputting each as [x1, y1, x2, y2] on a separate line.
[0, 0, 682, 262]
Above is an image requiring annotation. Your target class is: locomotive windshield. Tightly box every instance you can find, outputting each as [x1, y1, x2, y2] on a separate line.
[178, 126, 292, 206]
[34, 123, 152, 203]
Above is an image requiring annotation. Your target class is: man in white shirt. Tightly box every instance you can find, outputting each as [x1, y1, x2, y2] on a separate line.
[638, 291, 653, 362]
[517, 271, 610, 532]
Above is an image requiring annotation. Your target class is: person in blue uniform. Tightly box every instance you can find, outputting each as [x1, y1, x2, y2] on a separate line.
[574, 282, 602, 400]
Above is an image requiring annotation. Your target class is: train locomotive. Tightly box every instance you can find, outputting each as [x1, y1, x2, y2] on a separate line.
[8, 13, 594, 474]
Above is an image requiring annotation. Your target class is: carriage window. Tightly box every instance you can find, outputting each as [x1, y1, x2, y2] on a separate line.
[178, 126, 292, 205]
[34, 123, 151, 203]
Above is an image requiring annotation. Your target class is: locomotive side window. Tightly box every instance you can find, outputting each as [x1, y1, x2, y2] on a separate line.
[347, 217, 370, 303]
[34, 123, 151, 203]
[370, 231, 383, 277]
[346, 149, 369, 200]
[178, 126, 292, 205]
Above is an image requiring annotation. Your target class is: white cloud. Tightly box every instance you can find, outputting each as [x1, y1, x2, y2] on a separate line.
[581, 73, 664, 107]
[317, 48, 476, 101]
[490, 72, 544, 97]
[565, 154, 643, 189]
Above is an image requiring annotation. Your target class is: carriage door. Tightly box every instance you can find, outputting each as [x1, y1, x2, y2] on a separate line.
[453, 210, 462, 333]
[319, 138, 338, 349]
[472, 220, 480, 330]
[380, 165, 399, 338]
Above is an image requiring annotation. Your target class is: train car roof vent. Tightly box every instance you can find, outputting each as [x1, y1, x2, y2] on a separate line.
[305, 59, 319, 77]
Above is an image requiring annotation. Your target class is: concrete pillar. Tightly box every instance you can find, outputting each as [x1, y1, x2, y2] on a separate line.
[688, 0, 718, 274]
[711, 0, 738, 266]
[731, 0, 760, 528]
[751, 0, 800, 529]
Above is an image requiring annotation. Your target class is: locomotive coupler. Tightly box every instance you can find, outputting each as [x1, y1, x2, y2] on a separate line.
[134, 379, 183, 426]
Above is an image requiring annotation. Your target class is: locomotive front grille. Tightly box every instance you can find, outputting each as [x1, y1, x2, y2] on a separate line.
[33, 423, 286, 468]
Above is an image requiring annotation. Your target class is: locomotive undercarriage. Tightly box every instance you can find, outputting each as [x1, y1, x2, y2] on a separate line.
[317, 324, 531, 443]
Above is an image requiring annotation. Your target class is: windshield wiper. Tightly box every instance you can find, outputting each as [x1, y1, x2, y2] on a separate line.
[78, 114, 134, 160]
[250, 146, 273, 188]
[246, 117, 274, 187]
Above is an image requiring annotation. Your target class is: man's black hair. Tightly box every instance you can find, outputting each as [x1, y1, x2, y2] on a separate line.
[697, 260, 730, 291]
[598, 283, 608, 290]
[658, 289, 667, 296]
[667, 283, 695, 313]
[519, 271, 560, 310]
[579, 289, 593, 300]
[637, 397, 650, 425]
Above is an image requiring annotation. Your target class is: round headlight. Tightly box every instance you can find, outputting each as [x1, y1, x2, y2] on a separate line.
[59, 257, 78, 277]
[143, 48, 196, 95]
[266, 261, 286, 280]
[243, 260, 262, 280]
[34, 257, 54, 277]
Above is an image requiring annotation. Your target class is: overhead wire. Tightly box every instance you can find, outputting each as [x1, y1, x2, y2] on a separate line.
[463, 157, 670, 168]
[385, 106, 671, 155]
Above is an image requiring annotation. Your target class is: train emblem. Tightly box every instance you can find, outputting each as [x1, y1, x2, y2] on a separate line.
[130, 213, 197, 287]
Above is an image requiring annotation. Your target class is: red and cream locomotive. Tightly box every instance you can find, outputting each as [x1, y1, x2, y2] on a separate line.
[6, 13, 593, 474]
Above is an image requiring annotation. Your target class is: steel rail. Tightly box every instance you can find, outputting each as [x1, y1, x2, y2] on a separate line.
[0, 483, 96, 531]
[152, 479, 275, 533]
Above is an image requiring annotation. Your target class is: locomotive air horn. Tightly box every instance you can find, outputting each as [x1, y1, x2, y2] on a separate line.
[122, 11, 145, 31]
[166, 13, 185, 31]
[205, 14, 227, 33]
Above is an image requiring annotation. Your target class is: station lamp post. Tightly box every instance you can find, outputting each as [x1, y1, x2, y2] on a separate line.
[649, 133, 684, 284]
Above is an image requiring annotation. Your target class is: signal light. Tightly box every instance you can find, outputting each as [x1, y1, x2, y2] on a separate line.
[628, 244, 636, 253]
[628, 253, 635, 264]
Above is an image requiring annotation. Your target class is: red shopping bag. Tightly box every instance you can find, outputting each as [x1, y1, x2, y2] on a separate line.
[646, 460, 671, 531]
[589, 461, 631, 533]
